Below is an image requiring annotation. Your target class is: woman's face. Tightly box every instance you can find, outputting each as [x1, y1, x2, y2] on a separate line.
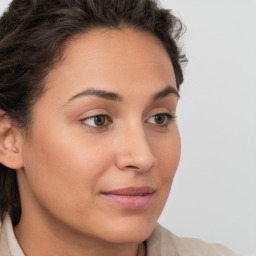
[17, 28, 181, 243]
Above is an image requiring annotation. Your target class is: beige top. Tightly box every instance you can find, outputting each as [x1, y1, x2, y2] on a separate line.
[0, 214, 237, 256]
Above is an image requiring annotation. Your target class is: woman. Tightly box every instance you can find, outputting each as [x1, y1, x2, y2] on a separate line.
[0, 0, 237, 255]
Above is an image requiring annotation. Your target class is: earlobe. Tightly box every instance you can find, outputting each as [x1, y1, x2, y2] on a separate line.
[0, 112, 23, 170]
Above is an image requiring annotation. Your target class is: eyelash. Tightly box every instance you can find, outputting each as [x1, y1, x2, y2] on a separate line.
[80, 114, 112, 129]
[80, 113, 175, 129]
[147, 113, 175, 126]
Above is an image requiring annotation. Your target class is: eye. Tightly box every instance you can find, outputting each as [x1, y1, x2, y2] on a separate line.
[81, 114, 112, 128]
[146, 113, 174, 126]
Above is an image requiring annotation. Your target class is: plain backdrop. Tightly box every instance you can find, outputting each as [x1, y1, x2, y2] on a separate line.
[0, 0, 255, 255]
[157, 1, 256, 256]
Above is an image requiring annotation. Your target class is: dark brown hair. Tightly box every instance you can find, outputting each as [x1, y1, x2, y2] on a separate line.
[0, 0, 187, 225]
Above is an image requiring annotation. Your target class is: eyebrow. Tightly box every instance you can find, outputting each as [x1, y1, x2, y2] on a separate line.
[67, 88, 123, 103]
[153, 86, 180, 100]
[66, 85, 179, 104]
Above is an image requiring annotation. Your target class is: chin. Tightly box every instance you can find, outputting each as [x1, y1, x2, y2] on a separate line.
[95, 215, 158, 244]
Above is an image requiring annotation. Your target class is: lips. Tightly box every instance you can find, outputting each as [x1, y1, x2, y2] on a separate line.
[101, 186, 155, 210]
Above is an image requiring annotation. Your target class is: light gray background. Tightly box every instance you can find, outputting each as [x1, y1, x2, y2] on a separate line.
[0, 0, 255, 255]
[157, 1, 256, 256]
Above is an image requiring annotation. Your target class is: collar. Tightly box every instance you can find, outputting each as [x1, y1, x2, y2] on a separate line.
[0, 214, 25, 256]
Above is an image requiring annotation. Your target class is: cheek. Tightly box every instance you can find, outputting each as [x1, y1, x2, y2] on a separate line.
[151, 128, 181, 199]
[154, 128, 181, 179]
[21, 124, 114, 214]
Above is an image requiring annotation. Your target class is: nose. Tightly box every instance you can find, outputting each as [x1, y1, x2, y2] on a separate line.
[115, 126, 157, 173]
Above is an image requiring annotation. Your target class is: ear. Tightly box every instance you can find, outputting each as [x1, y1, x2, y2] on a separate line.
[0, 110, 23, 170]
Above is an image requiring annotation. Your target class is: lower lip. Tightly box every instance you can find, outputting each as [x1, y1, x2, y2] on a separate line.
[102, 193, 154, 210]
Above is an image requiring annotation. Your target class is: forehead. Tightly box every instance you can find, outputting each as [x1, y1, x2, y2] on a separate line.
[62, 28, 172, 66]
[44, 27, 176, 102]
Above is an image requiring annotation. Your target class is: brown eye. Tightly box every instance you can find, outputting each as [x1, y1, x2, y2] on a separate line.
[94, 115, 106, 126]
[146, 113, 173, 126]
[81, 114, 111, 128]
[154, 114, 166, 125]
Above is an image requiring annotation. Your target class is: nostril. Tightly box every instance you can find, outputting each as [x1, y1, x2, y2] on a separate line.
[126, 165, 139, 169]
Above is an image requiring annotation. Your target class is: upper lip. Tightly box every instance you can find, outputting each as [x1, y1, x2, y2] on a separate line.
[101, 186, 156, 196]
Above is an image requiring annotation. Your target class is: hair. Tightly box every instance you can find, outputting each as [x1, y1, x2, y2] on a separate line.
[0, 0, 187, 225]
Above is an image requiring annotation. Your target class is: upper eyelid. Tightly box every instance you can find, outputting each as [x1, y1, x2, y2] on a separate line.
[80, 112, 109, 119]
[84, 112, 175, 123]
[144, 109, 174, 119]
[80, 114, 112, 129]
[80, 114, 111, 122]
[146, 113, 175, 121]
[80, 111, 175, 120]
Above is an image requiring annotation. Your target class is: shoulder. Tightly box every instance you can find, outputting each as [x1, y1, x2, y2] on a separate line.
[0, 214, 24, 256]
[0, 216, 9, 255]
[0, 215, 11, 256]
[146, 223, 238, 256]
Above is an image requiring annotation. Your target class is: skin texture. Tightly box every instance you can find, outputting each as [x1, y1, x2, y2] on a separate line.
[11, 28, 181, 256]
